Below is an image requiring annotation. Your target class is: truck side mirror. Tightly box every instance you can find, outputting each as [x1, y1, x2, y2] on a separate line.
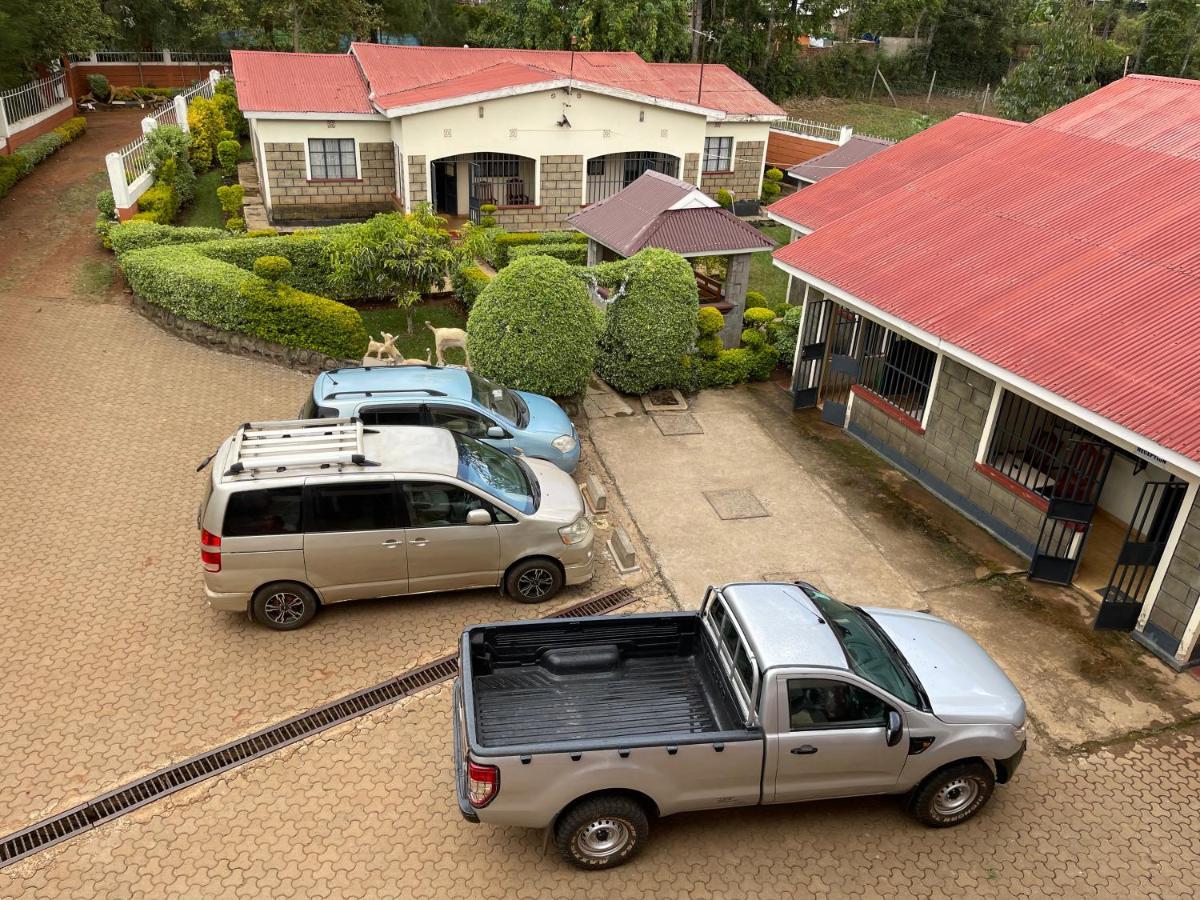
[885, 710, 903, 747]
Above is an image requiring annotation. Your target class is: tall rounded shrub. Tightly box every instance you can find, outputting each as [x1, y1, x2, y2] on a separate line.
[595, 248, 699, 395]
[467, 255, 600, 397]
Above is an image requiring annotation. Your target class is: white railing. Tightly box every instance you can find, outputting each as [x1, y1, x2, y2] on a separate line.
[1, 71, 70, 128]
[151, 102, 179, 127]
[118, 134, 153, 183]
[145, 72, 217, 129]
[69, 49, 231, 65]
[772, 117, 849, 145]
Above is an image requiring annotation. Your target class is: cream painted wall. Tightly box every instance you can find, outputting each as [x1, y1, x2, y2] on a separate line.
[253, 118, 392, 145]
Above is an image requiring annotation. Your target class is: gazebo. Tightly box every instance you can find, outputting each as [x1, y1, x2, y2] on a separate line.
[567, 171, 775, 347]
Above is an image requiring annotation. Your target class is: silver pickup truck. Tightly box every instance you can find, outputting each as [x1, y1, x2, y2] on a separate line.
[453, 582, 1027, 870]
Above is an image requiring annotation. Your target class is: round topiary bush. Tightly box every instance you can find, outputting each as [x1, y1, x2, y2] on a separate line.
[467, 255, 600, 397]
[696, 335, 723, 359]
[253, 255, 293, 283]
[697, 305, 724, 337]
[595, 248, 699, 395]
[716, 188, 733, 209]
[740, 327, 766, 349]
[744, 307, 775, 329]
[745, 290, 769, 310]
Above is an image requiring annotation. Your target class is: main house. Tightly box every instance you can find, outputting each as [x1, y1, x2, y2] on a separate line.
[768, 75, 1200, 670]
[230, 44, 784, 228]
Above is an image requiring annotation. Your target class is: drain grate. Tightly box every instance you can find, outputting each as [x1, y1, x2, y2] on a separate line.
[0, 585, 637, 868]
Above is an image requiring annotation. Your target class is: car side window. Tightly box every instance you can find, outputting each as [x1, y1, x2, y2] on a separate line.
[403, 482, 489, 527]
[306, 482, 402, 533]
[358, 404, 425, 427]
[428, 405, 491, 439]
[223, 487, 303, 537]
[787, 679, 887, 730]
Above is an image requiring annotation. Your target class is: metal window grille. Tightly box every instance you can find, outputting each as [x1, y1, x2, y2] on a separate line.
[469, 154, 532, 207]
[985, 392, 1097, 499]
[856, 321, 937, 422]
[474, 152, 519, 179]
[309, 138, 356, 180]
[585, 152, 678, 204]
[702, 136, 733, 172]
[586, 157, 604, 176]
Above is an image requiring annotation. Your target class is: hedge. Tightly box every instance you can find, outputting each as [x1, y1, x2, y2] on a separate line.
[109, 221, 227, 255]
[451, 262, 492, 308]
[0, 116, 87, 200]
[467, 255, 601, 398]
[493, 230, 587, 268]
[120, 242, 367, 357]
[193, 233, 344, 297]
[507, 242, 587, 265]
[594, 248, 699, 394]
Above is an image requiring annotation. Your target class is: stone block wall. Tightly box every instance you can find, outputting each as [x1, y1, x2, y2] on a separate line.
[701, 140, 764, 203]
[491, 155, 584, 232]
[682, 152, 700, 185]
[1147, 496, 1200, 656]
[408, 155, 427, 205]
[265, 142, 395, 223]
[847, 358, 1045, 558]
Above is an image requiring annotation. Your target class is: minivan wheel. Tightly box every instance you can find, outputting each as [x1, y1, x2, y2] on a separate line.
[506, 558, 564, 604]
[251, 582, 319, 630]
[555, 795, 648, 870]
[909, 762, 995, 827]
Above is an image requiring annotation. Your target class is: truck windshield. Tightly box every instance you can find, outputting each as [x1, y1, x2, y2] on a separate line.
[808, 592, 928, 710]
[453, 432, 536, 514]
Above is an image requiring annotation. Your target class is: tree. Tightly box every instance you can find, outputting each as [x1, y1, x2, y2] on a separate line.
[0, 0, 112, 87]
[995, 1, 1097, 122]
[1139, 0, 1200, 77]
[326, 208, 457, 333]
[927, 0, 1017, 86]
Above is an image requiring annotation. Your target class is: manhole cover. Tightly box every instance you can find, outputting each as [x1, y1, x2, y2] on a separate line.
[703, 489, 769, 520]
[643, 389, 688, 412]
[654, 413, 703, 436]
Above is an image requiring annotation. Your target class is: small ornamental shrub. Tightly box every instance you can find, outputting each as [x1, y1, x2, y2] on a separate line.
[761, 167, 784, 204]
[451, 262, 492, 308]
[187, 96, 226, 172]
[54, 117, 87, 142]
[716, 188, 733, 209]
[467, 255, 600, 397]
[747, 344, 780, 382]
[96, 190, 116, 220]
[696, 335, 723, 359]
[697, 305, 724, 337]
[137, 181, 180, 224]
[745, 290, 769, 310]
[740, 327, 766, 349]
[87, 73, 111, 102]
[697, 348, 753, 388]
[217, 129, 235, 142]
[253, 255, 292, 283]
[770, 305, 803, 363]
[225, 216, 246, 232]
[744, 307, 776, 329]
[217, 140, 240, 178]
[478, 203, 497, 227]
[95, 217, 115, 249]
[0, 156, 26, 198]
[145, 124, 195, 203]
[214, 80, 247, 138]
[216, 184, 244, 218]
[595, 247, 699, 394]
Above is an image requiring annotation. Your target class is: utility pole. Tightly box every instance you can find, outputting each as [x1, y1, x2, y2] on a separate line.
[689, 26, 717, 105]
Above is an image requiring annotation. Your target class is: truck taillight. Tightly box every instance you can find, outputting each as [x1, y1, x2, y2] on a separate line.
[200, 529, 222, 573]
[466, 760, 499, 808]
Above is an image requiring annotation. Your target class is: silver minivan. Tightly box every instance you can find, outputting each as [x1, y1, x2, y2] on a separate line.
[198, 419, 595, 629]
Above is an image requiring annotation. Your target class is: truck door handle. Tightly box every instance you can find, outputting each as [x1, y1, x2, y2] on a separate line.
[790, 745, 818, 755]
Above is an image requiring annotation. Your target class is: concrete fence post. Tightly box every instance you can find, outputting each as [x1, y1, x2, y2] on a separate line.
[141, 116, 157, 135]
[163, 49, 172, 64]
[839, 125, 854, 145]
[89, 51, 98, 63]
[174, 95, 189, 132]
[106, 151, 135, 219]
[0, 99, 9, 142]
[208, 69, 221, 85]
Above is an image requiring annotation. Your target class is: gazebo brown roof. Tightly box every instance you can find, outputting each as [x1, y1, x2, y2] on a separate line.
[567, 171, 774, 258]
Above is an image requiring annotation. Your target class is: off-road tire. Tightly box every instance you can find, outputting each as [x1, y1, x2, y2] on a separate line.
[555, 795, 649, 870]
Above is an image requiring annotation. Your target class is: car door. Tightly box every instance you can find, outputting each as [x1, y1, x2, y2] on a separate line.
[426, 403, 515, 455]
[400, 480, 500, 593]
[302, 477, 409, 603]
[769, 675, 909, 803]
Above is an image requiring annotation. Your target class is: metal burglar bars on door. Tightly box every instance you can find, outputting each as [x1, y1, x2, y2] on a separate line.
[820, 306, 861, 426]
[1095, 479, 1188, 630]
[792, 297, 831, 410]
[1028, 438, 1114, 584]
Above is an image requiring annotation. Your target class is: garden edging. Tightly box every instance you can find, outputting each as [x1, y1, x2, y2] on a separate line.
[131, 292, 354, 373]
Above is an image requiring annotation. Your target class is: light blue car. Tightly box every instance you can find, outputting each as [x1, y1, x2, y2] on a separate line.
[303, 365, 580, 473]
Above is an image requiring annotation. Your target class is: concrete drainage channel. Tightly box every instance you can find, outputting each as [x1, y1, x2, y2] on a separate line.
[0, 586, 637, 869]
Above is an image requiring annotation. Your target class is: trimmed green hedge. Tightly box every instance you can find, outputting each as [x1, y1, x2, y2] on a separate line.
[193, 233, 346, 298]
[109, 221, 228, 255]
[240, 280, 368, 359]
[493, 230, 587, 268]
[508, 243, 587, 265]
[451, 262, 492, 308]
[0, 116, 87, 200]
[467, 255, 601, 397]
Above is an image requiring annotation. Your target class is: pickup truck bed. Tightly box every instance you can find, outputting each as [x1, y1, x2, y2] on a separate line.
[466, 613, 743, 748]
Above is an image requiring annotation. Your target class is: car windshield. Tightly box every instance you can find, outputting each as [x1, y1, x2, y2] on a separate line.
[468, 372, 523, 425]
[808, 591, 927, 710]
[453, 433, 536, 514]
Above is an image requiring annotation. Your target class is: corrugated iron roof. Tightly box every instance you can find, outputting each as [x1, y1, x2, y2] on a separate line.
[787, 135, 894, 183]
[568, 171, 774, 257]
[774, 75, 1200, 463]
[765, 131, 838, 170]
[768, 114, 1021, 230]
[231, 50, 373, 114]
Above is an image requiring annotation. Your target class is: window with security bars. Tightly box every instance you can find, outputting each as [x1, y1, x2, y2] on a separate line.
[474, 153, 520, 178]
[985, 392, 1101, 500]
[703, 136, 733, 172]
[308, 138, 356, 180]
[856, 320, 938, 422]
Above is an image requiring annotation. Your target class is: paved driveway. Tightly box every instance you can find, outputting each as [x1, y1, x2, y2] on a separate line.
[0, 113, 615, 836]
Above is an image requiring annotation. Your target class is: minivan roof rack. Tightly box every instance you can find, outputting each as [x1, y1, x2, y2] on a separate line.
[329, 363, 443, 374]
[321, 388, 448, 401]
[223, 418, 379, 478]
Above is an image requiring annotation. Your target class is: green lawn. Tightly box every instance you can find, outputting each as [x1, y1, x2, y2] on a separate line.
[179, 168, 225, 229]
[749, 224, 793, 307]
[359, 302, 468, 365]
[780, 97, 970, 142]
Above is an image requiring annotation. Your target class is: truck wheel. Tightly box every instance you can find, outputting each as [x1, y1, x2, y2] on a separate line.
[250, 582, 319, 630]
[555, 795, 648, 870]
[506, 558, 563, 604]
[909, 762, 995, 827]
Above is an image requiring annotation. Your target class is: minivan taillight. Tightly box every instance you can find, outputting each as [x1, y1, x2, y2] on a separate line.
[466, 760, 499, 808]
[200, 529, 222, 573]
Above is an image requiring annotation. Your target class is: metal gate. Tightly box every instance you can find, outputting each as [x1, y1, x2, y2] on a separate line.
[1095, 479, 1188, 630]
[467, 161, 481, 222]
[820, 307, 860, 426]
[1028, 438, 1114, 584]
[792, 298, 831, 410]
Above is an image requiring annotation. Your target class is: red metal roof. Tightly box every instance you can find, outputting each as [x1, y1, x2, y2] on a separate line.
[774, 76, 1200, 464]
[768, 114, 1021, 230]
[568, 171, 774, 257]
[765, 130, 839, 170]
[230, 50, 373, 114]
